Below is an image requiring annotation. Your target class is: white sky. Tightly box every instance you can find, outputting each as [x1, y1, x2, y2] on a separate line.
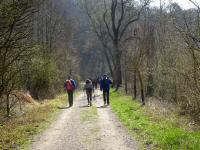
[151, 0, 200, 9]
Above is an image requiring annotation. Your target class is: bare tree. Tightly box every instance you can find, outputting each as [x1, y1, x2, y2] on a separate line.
[81, 0, 150, 89]
[0, 0, 36, 116]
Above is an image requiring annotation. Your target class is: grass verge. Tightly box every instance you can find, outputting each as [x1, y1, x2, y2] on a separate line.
[110, 91, 200, 150]
[0, 94, 67, 150]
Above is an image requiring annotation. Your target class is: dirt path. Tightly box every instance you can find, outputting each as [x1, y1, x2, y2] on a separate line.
[29, 91, 138, 150]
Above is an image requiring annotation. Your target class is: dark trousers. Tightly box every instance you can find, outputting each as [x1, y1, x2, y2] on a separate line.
[68, 91, 73, 107]
[86, 90, 92, 106]
[103, 90, 110, 105]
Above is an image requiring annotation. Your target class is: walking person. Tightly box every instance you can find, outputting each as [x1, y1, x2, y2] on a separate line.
[92, 77, 98, 89]
[84, 79, 94, 106]
[100, 74, 112, 106]
[64, 76, 76, 107]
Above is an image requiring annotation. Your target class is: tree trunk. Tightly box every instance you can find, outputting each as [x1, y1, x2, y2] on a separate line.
[124, 54, 128, 94]
[146, 73, 154, 97]
[137, 69, 145, 105]
[104, 48, 114, 79]
[133, 70, 137, 99]
[124, 68, 128, 94]
[6, 94, 10, 117]
[146, 26, 155, 97]
[115, 52, 122, 90]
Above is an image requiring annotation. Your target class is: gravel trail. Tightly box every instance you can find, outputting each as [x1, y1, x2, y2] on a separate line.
[29, 91, 138, 150]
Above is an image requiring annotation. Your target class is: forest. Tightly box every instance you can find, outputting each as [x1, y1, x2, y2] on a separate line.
[0, 0, 200, 149]
[79, 0, 200, 121]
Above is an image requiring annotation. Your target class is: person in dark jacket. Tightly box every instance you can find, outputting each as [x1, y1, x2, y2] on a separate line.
[100, 74, 112, 106]
[84, 79, 94, 106]
[64, 76, 76, 107]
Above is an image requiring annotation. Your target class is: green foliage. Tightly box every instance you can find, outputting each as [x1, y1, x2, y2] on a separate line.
[110, 91, 200, 150]
[0, 94, 66, 150]
[31, 57, 58, 96]
[20, 47, 59, 99]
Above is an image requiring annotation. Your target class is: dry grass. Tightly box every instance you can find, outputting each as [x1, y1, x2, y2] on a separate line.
[146, 97, 199, 131]
[15, 91, 38, 104]
[0, 93, 66, 150]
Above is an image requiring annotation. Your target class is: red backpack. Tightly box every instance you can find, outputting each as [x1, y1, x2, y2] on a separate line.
[66, 80, 74, 92]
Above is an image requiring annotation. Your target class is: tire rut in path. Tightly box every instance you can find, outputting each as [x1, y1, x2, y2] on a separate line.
[29, 91, 138, 150]
[95, 91, 138, 150]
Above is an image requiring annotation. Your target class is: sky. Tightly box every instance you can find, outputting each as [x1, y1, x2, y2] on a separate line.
[151, 0, 200, 9]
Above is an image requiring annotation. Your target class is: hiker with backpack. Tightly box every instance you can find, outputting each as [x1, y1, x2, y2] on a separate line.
[100, 74, 112, 106]
[84, 79, 94, 106]
[64, 76, 76, 107]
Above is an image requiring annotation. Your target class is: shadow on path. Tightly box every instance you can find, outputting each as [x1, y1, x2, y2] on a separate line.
[57, 106, 71, 109]
[79, 105, 90, 108]
[96, 105, 108, 108]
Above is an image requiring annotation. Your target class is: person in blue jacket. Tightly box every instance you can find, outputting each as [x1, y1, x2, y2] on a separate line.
[100, 74, 112, 106]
